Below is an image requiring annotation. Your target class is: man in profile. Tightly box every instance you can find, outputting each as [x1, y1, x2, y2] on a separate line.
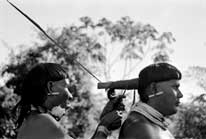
[119, 63, 183, 139]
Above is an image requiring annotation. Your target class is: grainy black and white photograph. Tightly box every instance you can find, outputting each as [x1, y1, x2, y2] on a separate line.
[1, 0, 206, 138]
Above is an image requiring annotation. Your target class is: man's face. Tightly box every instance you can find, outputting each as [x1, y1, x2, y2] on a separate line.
[155, 79, 183, 116]
[45, 78, 73, 109]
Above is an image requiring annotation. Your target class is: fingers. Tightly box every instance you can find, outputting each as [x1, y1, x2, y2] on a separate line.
[111, 95, 126, 109]
[107, 88, 116, 100]
[100, 91, 126, 120]
[112, 94, 126, 103]
[112, 95, 126, 111]
[107, 89, 126, 101]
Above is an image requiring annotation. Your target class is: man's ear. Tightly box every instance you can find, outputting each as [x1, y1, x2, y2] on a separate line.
[150, 82, 157, 94]
[47, 81, 53, 93]
[143, 83, 155, 99]
[148, 83, 164, 98]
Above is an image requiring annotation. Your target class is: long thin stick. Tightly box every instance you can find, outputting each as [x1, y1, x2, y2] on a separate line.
[7, 0, 102, 82]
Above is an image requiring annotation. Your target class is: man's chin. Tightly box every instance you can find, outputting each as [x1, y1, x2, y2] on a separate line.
[171, 107, 178, 115]
[165, 108, 178, 116]
[60, 102, 67, 108]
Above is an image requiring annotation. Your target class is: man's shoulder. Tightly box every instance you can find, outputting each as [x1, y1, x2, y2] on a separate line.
[18, 113, 65, 139]
[33, 113, 65, 132]
[124, 111, 153, 127]
[119, 111, 157, 139]
[35, 113, 58, 124]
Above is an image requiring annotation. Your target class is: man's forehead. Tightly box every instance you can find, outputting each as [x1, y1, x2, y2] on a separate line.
[158, 79, 180, 85]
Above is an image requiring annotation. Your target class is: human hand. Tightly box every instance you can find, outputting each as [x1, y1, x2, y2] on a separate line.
[100, 89, 126, 119]
[99, 110, 122, 131]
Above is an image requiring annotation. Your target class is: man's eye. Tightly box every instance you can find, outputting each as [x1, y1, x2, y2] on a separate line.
[173, 85, 179, 89]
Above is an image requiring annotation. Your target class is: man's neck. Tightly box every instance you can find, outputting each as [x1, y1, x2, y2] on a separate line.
[146, 101, 166, 116]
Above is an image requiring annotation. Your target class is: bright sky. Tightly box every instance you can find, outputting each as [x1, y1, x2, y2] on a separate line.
[1, 0, 206, 102]
[1, 0, 206, 70]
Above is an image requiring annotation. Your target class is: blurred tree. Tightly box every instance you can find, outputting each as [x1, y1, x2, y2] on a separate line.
[79, 16, 175, 80]
[172, 95, 206, 139]
[171, 66, 206, 139]
[1, 28, 98, 138]
[0, 87, 18, 139]
[0, 16, 175, 138]
[185, 66, 206, 91]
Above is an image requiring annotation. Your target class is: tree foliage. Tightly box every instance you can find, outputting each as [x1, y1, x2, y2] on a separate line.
[171, 66, 206, 139]
[185, 66, 206, 91]
[0, 87, 18, 139]
[0, 16, 175, 138]
[64, 16, 175, 80]
[172, 95, 206, 139]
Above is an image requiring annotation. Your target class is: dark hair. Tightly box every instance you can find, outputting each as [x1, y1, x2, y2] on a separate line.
[138, 62, 182, 103]
[14, 63, 69, 128]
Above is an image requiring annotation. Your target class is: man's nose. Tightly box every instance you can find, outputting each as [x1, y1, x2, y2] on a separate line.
[177, 90, 183, 98]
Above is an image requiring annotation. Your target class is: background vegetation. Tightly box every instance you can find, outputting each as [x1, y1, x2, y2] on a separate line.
[0, 16, 205, 139]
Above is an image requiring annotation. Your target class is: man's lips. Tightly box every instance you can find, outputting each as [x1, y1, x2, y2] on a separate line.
[175, 101, 180, 106]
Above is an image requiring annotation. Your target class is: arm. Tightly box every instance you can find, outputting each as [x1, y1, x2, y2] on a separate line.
[90, 126, 108, 139]
[91, 111, 122, 139]
[91, 90, 125, 139]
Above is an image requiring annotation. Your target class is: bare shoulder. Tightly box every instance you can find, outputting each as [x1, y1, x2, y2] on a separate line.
[35, 113, 59, 125]
[18, 113, 66, 139]
[119, 111, 157, 139]
[35, 113, 65, 132]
